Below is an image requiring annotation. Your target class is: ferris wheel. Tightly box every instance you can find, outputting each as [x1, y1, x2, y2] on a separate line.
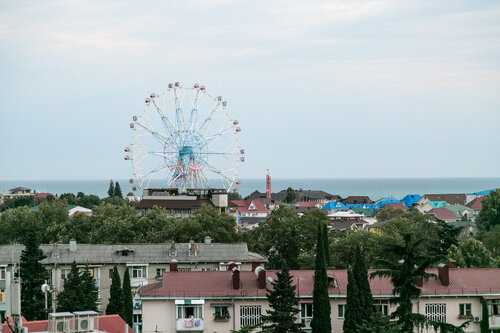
[125, 82, 244, 193]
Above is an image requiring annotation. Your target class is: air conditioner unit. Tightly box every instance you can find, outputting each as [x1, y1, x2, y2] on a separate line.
[54, 319, 70, 333]
[473, 316, 481, 323]
[77, 317, 94, 331]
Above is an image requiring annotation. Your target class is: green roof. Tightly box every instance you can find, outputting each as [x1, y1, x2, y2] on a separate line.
[350, 207, 373, 217]
[29, 206, 39, 212]
[444, 205, 474, 218]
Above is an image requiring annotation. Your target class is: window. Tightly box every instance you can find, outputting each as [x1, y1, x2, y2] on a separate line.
[61, 269, 71, 280]
[177, 305, 203, 319]
[300, 303, 313, 328]
[178, 268, 192, 272]
[373, 300, 390, 316]
[459, 303, 472, 318]
[130, 266, 147, 279]
[490, 299, 500, 316]
[109, 269, 113, 279]
[156, 268, 166, 279]
[133, 314, 142, 333]
[240, 305, 261, 327]
[214, 306, 229, 321]
[425, 303, 446, 322]
[0, 267, 5, 280]
[201, 268, 218, 272]
[338, 304, 346, 318]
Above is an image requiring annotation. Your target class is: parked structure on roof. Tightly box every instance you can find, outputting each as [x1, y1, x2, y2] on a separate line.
[0, 239, 266, 331]
[139, 265, 500, 333]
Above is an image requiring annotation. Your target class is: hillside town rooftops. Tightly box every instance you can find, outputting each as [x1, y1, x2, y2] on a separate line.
[424, 193, 466, 205]
[428, 207, 458, 221]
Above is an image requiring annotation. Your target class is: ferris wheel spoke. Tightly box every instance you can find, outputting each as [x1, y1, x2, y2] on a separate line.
[151, 100, 178, 137]
[187, 90, 200, 131]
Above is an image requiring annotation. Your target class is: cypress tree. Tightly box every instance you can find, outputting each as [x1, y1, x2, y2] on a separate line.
[57, 261, 84, 312]
[311, 222, 331, 333]
[20, 231, 48, 320]
[107, 180, 115, 197]
[343, 268, 360, 333]
[480, 298, 489, 333]
[262, 266, 303, 332]
[106, 266, 124, 315]
[322, 223, 330, 267]
[114, 181, 123, 198]
[81, 265, 99, 311]
[122, 268, 133, 327]
[353, 247, 373, 320]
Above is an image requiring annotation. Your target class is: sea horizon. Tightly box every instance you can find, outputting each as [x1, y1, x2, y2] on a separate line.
[1, 177, 499, 201]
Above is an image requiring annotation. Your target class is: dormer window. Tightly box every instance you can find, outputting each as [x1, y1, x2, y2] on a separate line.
[248, 201, 257, 210]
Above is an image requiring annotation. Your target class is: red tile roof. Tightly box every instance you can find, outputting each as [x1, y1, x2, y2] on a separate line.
[34, 193, 58, 199]
[0, 315, 133, 333]
[467, 196, 484, 210]
[230, 200, 269, 213]
[380, 203, 407, 211]
[140, 268, 500, 299]
[428, 207, 458, 221]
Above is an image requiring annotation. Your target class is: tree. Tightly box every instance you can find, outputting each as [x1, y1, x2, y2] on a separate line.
[228, 191, 243, 200]
[375, 207, 405, 222]
[480, 298, 489, 333]
[20, 231, 48, 320]
[343, 248, 374, 333]
[106, 266, 124, 315]
[114, 181, 123, 198]
[322, 223, 330, 267]
[81, 266, 99, 311]
[477, 189, 500, 232]
[447, 237, 496, 268]
[311, 222, 331, 333]
[261, 267, 303, 333]
[57, 261, 84, 312]
[481, 224, 500, 258]
[59, 193, 78, 205]
[122, 269, 133, 327]
[78, 194, 101, 209]
[107, 180, 115, 197]
[283, 187, 296, 204]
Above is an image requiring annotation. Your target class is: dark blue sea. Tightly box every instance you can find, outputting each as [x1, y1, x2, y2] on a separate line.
[1, 178, 499, 201]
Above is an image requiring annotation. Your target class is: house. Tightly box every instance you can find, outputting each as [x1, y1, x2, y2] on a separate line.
[428, 207, 459, 222]
[321, 201, 349, 215]
[139, 265, 500, 333]
[378, 202, 407, 211]
[248, 189, 341, 204]
[0, 313, 134, 333]
[417, 201, 447, 213]
[417, 193, 467, 207]
[231, 200, 270, 228]
[293, 201, 324, 213]
[29, 205, 93, 217]
[33, 192, 58, 199]
[330, 219, 367, 231]
[467, 196, 485, 218]
[1, 187, 32, 200]
[0, 239, 266, 331]
[135, 188, 230, 218]
[445, 205, 474, 221]
[374, 197, 402, 210]
[340, 196, 373, 205]
[400, 194, 422, 208]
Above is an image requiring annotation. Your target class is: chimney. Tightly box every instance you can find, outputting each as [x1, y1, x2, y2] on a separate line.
[189, 240, 195, 256]
[52, 243, 59, 258]
[69, 239, 77, 252]
[448, 259, 456, 268]
[438, 263, 449, 286]
[228, 262, 237, 271]
[251, 262, 260, 271]
[416, 276, 423, 287]
[170, 243, 176, 256]
[170, 259, 178, 272]
[204, 236, 212, 244]
[232, 267, 240, 289]
[255, 266, 266, 289]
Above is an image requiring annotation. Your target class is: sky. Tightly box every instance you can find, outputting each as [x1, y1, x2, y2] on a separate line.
[0, 0, 499, 180]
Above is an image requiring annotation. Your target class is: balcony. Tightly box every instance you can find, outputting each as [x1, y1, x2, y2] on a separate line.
[490, 315, 500, 330]
[176, 318, 204, 331]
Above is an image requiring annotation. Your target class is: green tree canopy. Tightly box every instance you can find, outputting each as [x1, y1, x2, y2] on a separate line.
[20, 231, 48, 320]
[448, 237, 496, 268]
[107, 180, 115, 197]
[122, 268, 133, 327]
[261, 267, 303, 333]
[57, 261, 85, 312]
[311, 222, 331, 333]
[114, 181, 123, 198]
[477, 189, 500, 232]
[106, 266, 124, 315]
[283, 187, 296, 204]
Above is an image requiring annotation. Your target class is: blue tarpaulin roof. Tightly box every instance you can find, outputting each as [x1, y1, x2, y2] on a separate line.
[468, 189, 496, 196]
[375, 198, 402, 209]
[322, 201, 348, 210]
[401, 194, 421, 208]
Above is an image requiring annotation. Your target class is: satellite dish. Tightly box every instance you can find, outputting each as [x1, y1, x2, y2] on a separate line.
[41, 283, 51, 293]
